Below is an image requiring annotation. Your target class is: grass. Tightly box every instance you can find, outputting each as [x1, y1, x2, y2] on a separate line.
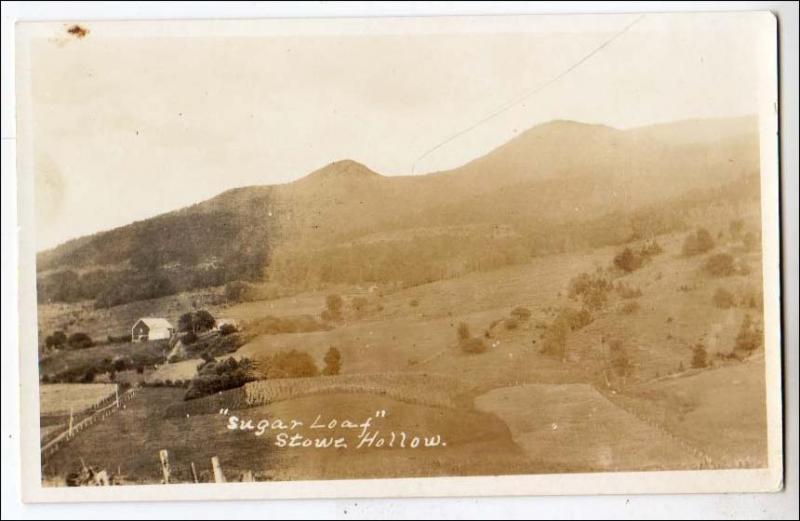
[475, 383, 703, 471]
[40, 383, 118, 416]
[39, 341, 170, 383]
[43, 388, 528, 483]
[619, 358, 767, 468]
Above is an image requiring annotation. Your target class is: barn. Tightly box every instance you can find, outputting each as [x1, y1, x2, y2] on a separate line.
[131, 318, 175, 343]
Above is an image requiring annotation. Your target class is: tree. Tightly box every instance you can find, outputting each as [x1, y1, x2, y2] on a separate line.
[691, 343, 708, 368]
[609, 339, 632, 377]
[45, 330, 67, 349]
[178, 310, 216, 333]
[734, 315, 761, 355]
[321, 294, 344, 321]
[67, 332, 93, 350]
[704, 253, 736, 277]
[682, 227, 715, 257]
[613, 247, 642, 273]
[323, 347, 342, 376]
[456, 322, 471, 341]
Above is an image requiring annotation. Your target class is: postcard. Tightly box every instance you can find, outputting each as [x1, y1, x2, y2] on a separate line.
[15, 11, 782, 502]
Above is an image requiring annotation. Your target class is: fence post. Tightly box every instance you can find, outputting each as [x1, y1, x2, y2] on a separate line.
[159, 449, 171, 484]
[68, 406, 74, 436]
[211, 456, 225, 483]
[242, 470, 254, 482]
[190, 462, 199, 483]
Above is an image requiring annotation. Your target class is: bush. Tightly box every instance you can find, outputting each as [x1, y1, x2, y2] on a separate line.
[322, 346, 342, 376]
[409, 299, 420, 308]
[218, 323, 237, 336]
[615, 282, 643, 299]
[454, 323, 470, 342]
[734, 315, 761, 356]
[504, 318, 519, 330]
[639, 240, 664, 257]
[510, 306, 531, 321]
[323, 295, 344, 321]
[255, 350, 319, 379]
[459, 337, 487, 354]
[609, 339, 632, 377]
[704, 253, 736, 277]
[45, 330, 68, 350]
[682, 227, 715, 256]
[178, 310, 216, 333]
[691, 343, 708, 368]
[182, 331, 198, 345]
[613, 247, 643, 273]
[185, 357, 256, 400]
[107, 334, 133, 344]
[712, 288, 736, 309]
[619, 301, 641, 315]
[67, 332, 93, 350]
[224, 280, 252, 302]
[351, 297, 368, 314]
[568, 272, 612, 311]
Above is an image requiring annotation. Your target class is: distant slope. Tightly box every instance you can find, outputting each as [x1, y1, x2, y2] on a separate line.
[36, 116, 760, 305]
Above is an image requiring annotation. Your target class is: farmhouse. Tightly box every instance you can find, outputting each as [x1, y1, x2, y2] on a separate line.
[131, 318, 175, 343]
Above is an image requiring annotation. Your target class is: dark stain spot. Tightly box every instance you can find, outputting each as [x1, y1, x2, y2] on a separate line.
[67, 25, 89, 38]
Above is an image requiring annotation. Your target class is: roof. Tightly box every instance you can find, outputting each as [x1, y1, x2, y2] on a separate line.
[135, 317, 174, 329]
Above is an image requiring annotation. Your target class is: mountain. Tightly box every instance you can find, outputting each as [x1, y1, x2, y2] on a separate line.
[36, 117, 760, 306]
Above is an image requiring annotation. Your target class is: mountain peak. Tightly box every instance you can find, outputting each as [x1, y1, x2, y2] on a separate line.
[302, 159, 381, 182]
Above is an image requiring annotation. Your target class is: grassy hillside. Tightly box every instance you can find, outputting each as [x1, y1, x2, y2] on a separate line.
[35, 117, 759, 310]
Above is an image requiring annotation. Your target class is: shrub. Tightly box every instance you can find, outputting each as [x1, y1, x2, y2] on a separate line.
[615, 282, 643, 299]
[255, 350, 319, 379]
[178, 310, 216, 333]
[609, 339, 632, 377]
[734, 315, 761, 355]
[704, 253, 736, 277]
[111, 356, 131, 372]
[619, 301, 641, 315]
[45, 330, 68, 349]
[559, 307, 593, 331]
[218, 323, 237, 336]
[409, 299, 420, 308]
[351, 297, 368, 314]
[224, 280, 252, 302]
[510, 306, 531, 321]
[504, 318, 519, 330]
[67, 332, 93, 350]
[613, 247, 643, 273]
[185, 357, 256, 400]
[639, 240, 664, 257]
[81, 369, 96, 383]
[460, 337, 487, 354]
[323, 346, 342, 376]
[568, 272, 611, 311]
[682, 227, 715, 257]
[691, 343, 708, 369]
[325, 294, 343, 316]
[182, 331, 198, 345]
[456, 322, 471, 341]
[107, 334, 133, 344]
[712, 288, 736, 309]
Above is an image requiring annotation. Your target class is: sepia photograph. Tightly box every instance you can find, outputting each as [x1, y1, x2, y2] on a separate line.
[11, 8, 785, 503]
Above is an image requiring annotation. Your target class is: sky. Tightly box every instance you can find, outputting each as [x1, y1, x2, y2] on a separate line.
[22, 12, 773, 250]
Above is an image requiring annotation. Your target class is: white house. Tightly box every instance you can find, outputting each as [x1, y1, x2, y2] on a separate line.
[131, 318, 175, 343]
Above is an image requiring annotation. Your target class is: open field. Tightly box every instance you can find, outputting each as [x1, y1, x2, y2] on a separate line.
[43, 388, 529, 483]
[475, 383, 705, 471]
[40, 383, 119, 416]
[612, 357, 767, 468]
